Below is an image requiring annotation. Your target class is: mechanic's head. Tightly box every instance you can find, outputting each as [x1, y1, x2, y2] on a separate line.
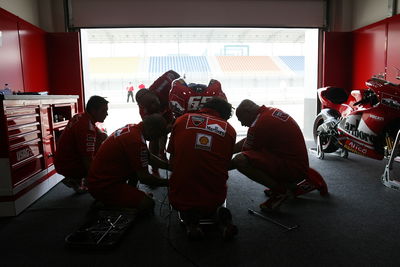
[202, 97, 233, 120]
[86, 95, 109, 123]
[142, 114, 167, 141]
[135, 89, 161, 114]
[236, 99, 260, 127]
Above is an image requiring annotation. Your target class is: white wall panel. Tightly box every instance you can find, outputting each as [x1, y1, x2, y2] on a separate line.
[352, 0, 388, 30]
[0, 0, 40, 27]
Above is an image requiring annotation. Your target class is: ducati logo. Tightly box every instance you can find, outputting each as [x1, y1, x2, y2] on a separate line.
[191, 115, 206, 126]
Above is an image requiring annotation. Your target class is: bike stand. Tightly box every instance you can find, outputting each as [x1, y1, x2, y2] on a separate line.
[309, 135, 348, 159]
[308, 135, 324, 159]
[316, 135, 324, 159]
[382, 129, 400, 191]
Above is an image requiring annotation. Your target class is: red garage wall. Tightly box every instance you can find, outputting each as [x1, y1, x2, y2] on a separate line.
[352, 21, 387, 89]
[19, 20, 50, 93]
[386, 15, 400, 83]
[0, 8, 49, 93]
[47, 32, 84, 111]
[0, 9, 24, 92]
[0, 8, 83, 111]
[322, 32, 352, 89]
[323, 14, 400, 93]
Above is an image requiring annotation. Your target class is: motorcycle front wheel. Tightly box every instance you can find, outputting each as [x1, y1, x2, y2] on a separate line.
[313, 111, 339, 153]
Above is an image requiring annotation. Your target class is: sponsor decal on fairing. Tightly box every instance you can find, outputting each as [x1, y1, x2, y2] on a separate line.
[369, 114, 384, 121]
[187, 96, 212, 111]
[338, 115, 377, 145]
[344, 140, 368, 155]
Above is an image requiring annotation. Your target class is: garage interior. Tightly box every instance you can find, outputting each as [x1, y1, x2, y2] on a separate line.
[1, 0, 400, 266]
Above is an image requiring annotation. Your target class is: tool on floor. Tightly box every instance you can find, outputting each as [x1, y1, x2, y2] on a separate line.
[248, 209, 299, 231]
[65, 207, 137, 249]
[96, 215, 123, 244]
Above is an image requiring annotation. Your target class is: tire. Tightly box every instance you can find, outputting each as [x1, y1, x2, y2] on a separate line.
[313, 109, 340, 153]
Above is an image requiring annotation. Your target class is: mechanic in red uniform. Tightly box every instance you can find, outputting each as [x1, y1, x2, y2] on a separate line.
[231, 99, 309, 211]
[54, 95, 109, 193]
[167, 97, 238, 241]
[135, 70, 180, 176]
[87, 114, 169, 213]
[126, 81, 135, 103]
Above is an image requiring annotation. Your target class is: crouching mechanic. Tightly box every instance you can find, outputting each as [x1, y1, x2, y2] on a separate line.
[167, 97, 238, 241]
[54, 95, 108, 193]
[135, 70, 180, 176]
[231, 99, 310, 211]
[87, 114, 169, 213]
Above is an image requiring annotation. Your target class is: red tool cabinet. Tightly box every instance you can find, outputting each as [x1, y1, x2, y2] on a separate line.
[0, 95, 78, 216]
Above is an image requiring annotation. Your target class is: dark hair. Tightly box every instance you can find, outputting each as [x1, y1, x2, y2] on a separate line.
[202, 97, 232, 120]
[86, 95, 108, 112]
[135, 88, 155, 102]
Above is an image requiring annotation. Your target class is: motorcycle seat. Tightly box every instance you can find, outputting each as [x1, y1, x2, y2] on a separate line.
[323, 87, 348, 104]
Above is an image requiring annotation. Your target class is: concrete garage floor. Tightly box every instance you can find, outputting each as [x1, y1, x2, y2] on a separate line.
[1, 142, 400, 267]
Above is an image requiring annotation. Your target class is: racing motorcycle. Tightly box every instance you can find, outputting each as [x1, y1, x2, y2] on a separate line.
[313, 75, 400, 160]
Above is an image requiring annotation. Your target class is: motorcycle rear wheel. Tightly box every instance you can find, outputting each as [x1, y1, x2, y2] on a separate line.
[313, 112, 339, 153]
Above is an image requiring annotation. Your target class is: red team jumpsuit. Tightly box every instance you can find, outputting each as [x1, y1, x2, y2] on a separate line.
[139, 70, 180, 124]
[54, 112, 102, 179]
[167, 108, 236, 212]
[87, 123, 149, 207]
[242, 106, 309, 183]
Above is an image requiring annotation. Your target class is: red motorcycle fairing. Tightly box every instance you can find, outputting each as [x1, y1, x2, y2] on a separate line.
[169, 78, 227, 118]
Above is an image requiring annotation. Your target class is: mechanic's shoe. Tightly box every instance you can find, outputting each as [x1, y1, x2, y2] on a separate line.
[62, 178, 87, 194]
[186, 224, 204, 241]
[221, 223, 238, 241]
[260, 192, 289, 212]
[217, 207, 238, 241]
[263, 188, 273, 197]
[308, 167, 328, 196]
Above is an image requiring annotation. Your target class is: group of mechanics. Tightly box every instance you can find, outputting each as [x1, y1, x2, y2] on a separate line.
[54, 70, 323, 241]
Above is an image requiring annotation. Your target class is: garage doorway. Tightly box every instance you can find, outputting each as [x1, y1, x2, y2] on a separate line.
[80, 28, 319, 138]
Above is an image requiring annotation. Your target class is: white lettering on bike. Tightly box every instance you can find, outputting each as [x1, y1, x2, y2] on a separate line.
[369, 114, 384, 121]
[345, 141, 367, 154]
[342, 121, 376, 144]
[187, 96, 213, 111]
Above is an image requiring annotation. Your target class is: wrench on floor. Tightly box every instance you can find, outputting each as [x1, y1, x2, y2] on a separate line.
[248, 209, 299, 231]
